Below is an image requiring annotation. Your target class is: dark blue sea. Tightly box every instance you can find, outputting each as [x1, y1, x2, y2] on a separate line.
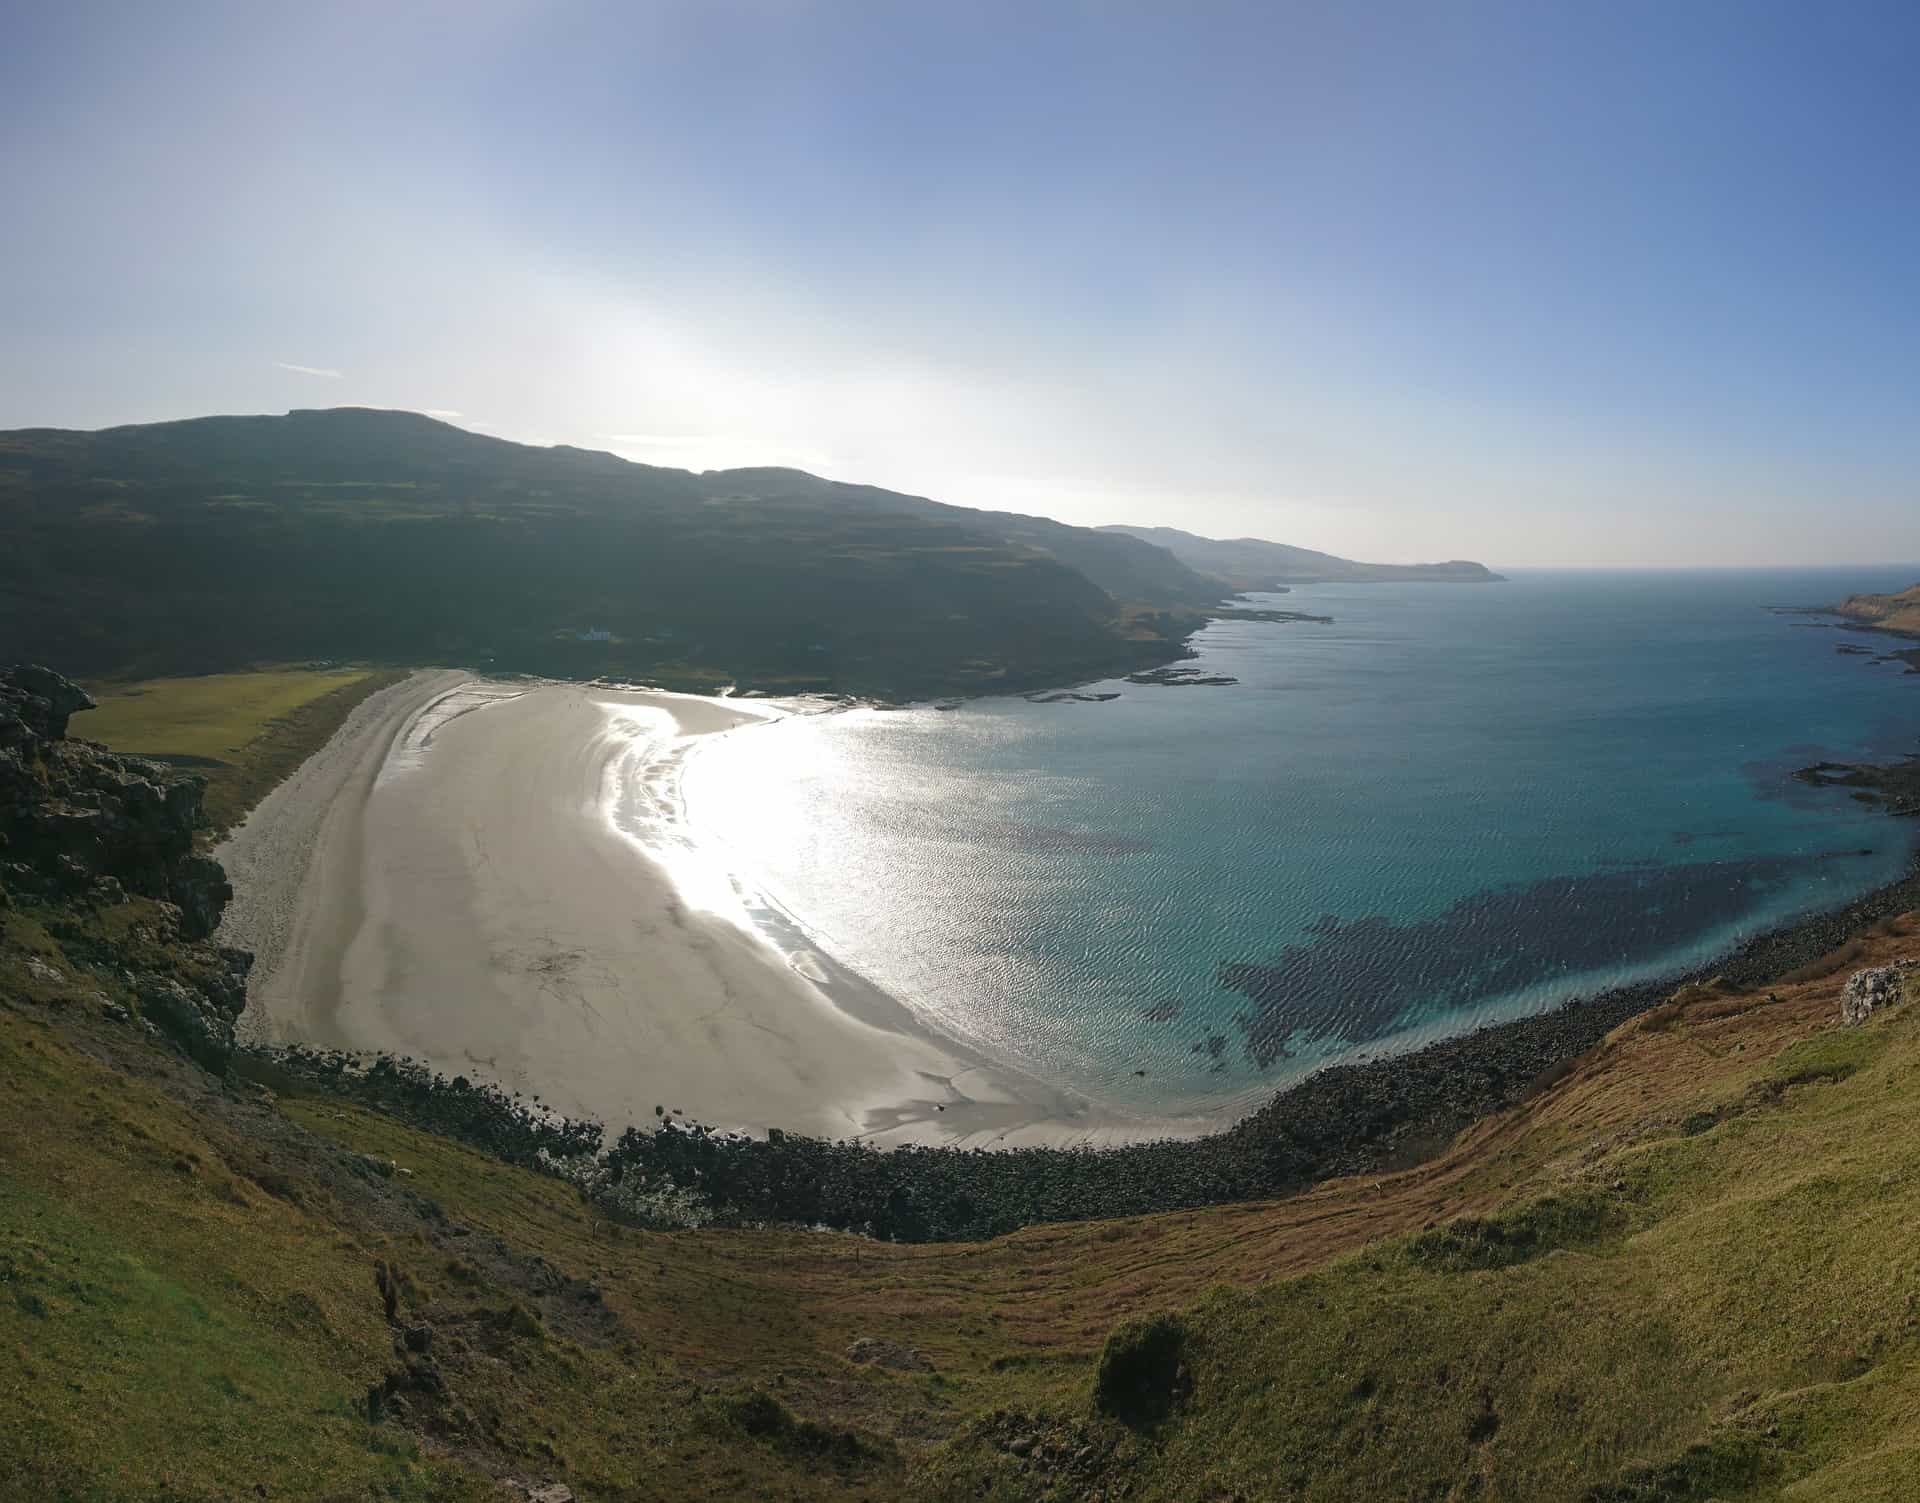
[684, 568, 1920, 1117]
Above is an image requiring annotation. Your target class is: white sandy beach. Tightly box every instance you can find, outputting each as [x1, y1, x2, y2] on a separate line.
[217, 672, 1190, 1146]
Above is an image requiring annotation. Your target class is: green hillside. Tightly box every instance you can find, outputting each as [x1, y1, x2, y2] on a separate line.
[0, 409, 1217, 699]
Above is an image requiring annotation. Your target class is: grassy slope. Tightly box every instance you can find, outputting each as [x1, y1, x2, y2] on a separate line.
[77, 668, 406, 836]
[7, 887, 1920, 1498]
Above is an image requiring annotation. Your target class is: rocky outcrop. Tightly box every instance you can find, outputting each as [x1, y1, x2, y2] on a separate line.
[133, 966, 252, 1072]
[0, 663, 97, 741]
[1, 664, 232, 935]
[1841, 963, 1914, 1026]
[2, 663, 250, 1068]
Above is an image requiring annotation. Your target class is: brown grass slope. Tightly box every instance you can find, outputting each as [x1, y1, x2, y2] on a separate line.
[1836, 583, 1920, 637]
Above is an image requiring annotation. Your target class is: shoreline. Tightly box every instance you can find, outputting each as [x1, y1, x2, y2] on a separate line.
[582, 827, 1920, 1242]
[218, 672, 1219, 1149]
[217, 636, 1920, 1172]
[208, 656, 1920, 1239]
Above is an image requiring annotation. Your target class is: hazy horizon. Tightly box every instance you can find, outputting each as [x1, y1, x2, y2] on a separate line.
[7, 2, 1920, 568]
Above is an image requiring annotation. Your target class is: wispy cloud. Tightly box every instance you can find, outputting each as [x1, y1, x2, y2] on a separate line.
[274, 361, 342, 379]
[424, 408, 463, 419]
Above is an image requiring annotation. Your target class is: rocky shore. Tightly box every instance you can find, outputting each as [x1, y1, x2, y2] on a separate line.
[1125, 665, 1239, 686]
[1207, 606, 1334, 625]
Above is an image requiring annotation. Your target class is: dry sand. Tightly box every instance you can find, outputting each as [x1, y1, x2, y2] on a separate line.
[218, 674, 1190, 1146]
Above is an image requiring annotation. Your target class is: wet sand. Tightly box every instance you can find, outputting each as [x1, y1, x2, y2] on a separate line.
[218, 674, 1203, 1146]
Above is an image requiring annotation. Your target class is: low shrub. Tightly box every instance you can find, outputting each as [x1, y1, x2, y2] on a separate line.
[1094, 1313, 1190, 1427]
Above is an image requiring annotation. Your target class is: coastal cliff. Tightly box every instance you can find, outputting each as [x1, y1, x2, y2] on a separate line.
[2, 663, 250, 1068]
[1835, 580, 1920, 635]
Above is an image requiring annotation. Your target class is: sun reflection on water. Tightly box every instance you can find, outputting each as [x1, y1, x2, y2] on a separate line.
[593, 699, 764, 932]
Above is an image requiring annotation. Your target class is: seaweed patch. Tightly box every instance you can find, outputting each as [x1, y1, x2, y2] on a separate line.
[1219, 855, 1828, 1068]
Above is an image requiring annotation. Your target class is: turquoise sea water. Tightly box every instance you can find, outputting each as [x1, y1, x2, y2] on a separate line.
[683, 569, 1920, 1119]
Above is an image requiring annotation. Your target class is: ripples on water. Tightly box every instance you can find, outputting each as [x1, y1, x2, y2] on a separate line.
[680, 568, 1920, 1115]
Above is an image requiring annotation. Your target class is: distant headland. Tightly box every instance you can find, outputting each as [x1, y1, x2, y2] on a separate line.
[1098, 523, 1505, 589]
[1833, 581, 1920, 636]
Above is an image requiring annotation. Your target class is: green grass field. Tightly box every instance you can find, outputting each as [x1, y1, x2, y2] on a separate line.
[80, 670, 372, 763]
[74, 668, 405, 835]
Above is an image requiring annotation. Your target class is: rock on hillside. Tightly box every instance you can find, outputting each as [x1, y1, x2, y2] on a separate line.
[1, 663, 250, 1067]
[1841, 962, 1915, 1026]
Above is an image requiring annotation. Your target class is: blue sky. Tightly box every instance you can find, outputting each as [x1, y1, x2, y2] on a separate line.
[4, 1, 1919, 565]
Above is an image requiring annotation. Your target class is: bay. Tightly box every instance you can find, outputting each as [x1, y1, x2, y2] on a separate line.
[682, 567, 1920, 1119]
